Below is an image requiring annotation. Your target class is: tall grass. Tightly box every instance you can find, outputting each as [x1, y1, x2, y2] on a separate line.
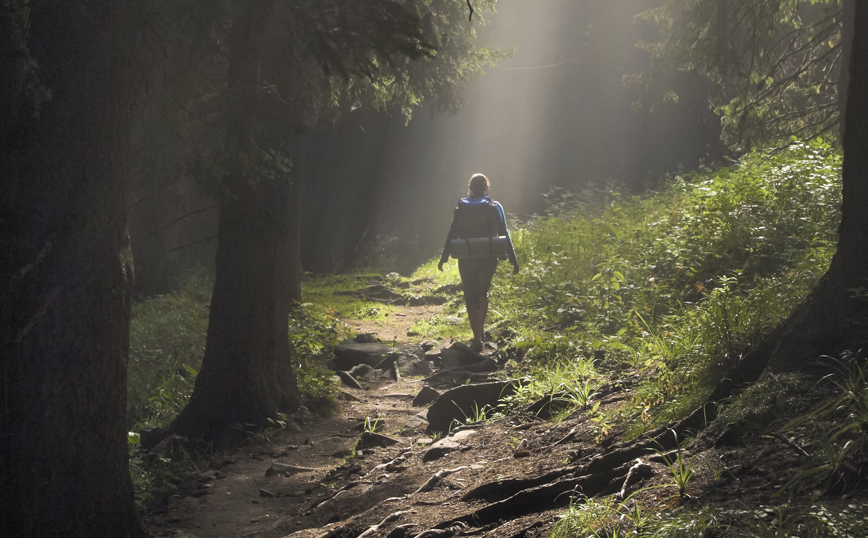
[418, 140, 842, 429]
[128, 270, 211, 428]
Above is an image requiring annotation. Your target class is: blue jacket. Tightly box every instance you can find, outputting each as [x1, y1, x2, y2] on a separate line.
[440, 196, 518, 265]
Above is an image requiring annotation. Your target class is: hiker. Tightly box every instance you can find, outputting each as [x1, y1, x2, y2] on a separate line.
[438, 173, 519, 352]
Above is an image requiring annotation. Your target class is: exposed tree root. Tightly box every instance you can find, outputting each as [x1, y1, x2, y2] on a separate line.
[413, 467, 469, 495]
[460, 467, 577, 502]
[438, 462, 640, 528]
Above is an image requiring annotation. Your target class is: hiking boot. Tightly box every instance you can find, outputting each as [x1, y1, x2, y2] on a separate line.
[470, 340, 484, 352]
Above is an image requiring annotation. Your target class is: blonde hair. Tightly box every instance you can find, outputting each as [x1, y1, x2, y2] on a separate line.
[467, 173, 490, 197]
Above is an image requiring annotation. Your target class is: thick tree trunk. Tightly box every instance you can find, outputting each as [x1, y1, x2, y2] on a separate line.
[0, 2, 146, 536]
[708, 1, 868, 404]
[163, 0, 302, 446]
[166, 179, 301, 446]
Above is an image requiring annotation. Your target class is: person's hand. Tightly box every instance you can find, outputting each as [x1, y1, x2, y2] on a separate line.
[512, 264, 520, 275]
[438, 262, 444, 272]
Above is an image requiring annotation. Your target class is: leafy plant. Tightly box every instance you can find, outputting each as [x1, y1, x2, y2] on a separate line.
[549, 494, 622, 538]
[408, 313, 471, 341]
[554, 379, 600, 410]
[454, 402, 491, 429]
[774, 352, 868, 499]
[654, 431, 696, 499]
[362, 415, 383, 433]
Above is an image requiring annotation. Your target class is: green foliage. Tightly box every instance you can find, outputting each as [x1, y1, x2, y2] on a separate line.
[550, 495, 622, 538]
[480, 140, 854, 538]
[498, 355, 600, 413]
[455, 402, 492, 427]
[303, 276, 399, 323]
[549, 498, 868, 538]
[408, 313, 471, 341]
[648, 507, 720, 537]
[128, 436, 211, 514]
[655, 435, 697, 498]
[631, 0, 844, 148]
[682, 502, 868, 537]
[709, 371, 811, 440]
[363, 415, 384, 433]
[287, 306, 343, 414]
[774, 352, 868, 499]
[128, 271, 210, 428]
[487, 141, 840, 431]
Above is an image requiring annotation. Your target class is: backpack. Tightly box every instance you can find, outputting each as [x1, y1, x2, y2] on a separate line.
[454, 198, 499, 239]
[450, 198, 507, 259]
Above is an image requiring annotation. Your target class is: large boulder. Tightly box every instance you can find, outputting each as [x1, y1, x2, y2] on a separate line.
[426, 380, 519, 435]
[353, 333, 380, 344]
[374, 344, 424, 369]
[439, 342, 490, 370]
[332, 342, 394, 371]
[375, 344, 431, 377]
[413, 385, 440, 407]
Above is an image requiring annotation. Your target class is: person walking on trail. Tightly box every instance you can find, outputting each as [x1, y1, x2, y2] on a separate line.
[438, 173, 519, 352]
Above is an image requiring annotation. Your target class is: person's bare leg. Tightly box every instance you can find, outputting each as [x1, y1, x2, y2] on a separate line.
[479, 295, 489, 341]
[467, 296, 483, 343]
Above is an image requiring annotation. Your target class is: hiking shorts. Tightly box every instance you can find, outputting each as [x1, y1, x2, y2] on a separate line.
[458, 258, 499, 304]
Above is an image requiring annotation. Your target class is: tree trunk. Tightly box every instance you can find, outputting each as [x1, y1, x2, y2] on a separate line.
[163, 0, 302, 447]
[287, 156, 304, 304]
[838, 0, 855, 140]
[0, 2, 146, 536]
[166, 179, 301, 446]
[708, 0, 868, 404]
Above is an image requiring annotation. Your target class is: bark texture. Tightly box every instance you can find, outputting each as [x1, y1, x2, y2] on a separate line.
[0, 2, 146, 536]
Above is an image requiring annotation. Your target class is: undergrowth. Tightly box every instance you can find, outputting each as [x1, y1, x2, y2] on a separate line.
[439, 140, 841, 434]
[127, 269, 346, 505]
[128, 269, 211, 428]
[409, 140, 854, 536]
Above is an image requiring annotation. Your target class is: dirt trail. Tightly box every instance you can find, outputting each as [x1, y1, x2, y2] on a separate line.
[145, 339, 661, 538]
[147, 370, 579, 538]
[339, 305, 448, 344]
[145, 306, 810, 538]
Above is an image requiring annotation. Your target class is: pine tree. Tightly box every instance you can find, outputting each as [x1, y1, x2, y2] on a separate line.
[631, 0, 850, 149]
[152, 0, 505, 446]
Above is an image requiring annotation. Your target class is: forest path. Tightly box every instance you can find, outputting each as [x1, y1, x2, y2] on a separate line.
[144, 331, 664, 538]
[337, 303, 451, 345]
[147, 369, 584, 538]
[145, 300, 799, 538]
